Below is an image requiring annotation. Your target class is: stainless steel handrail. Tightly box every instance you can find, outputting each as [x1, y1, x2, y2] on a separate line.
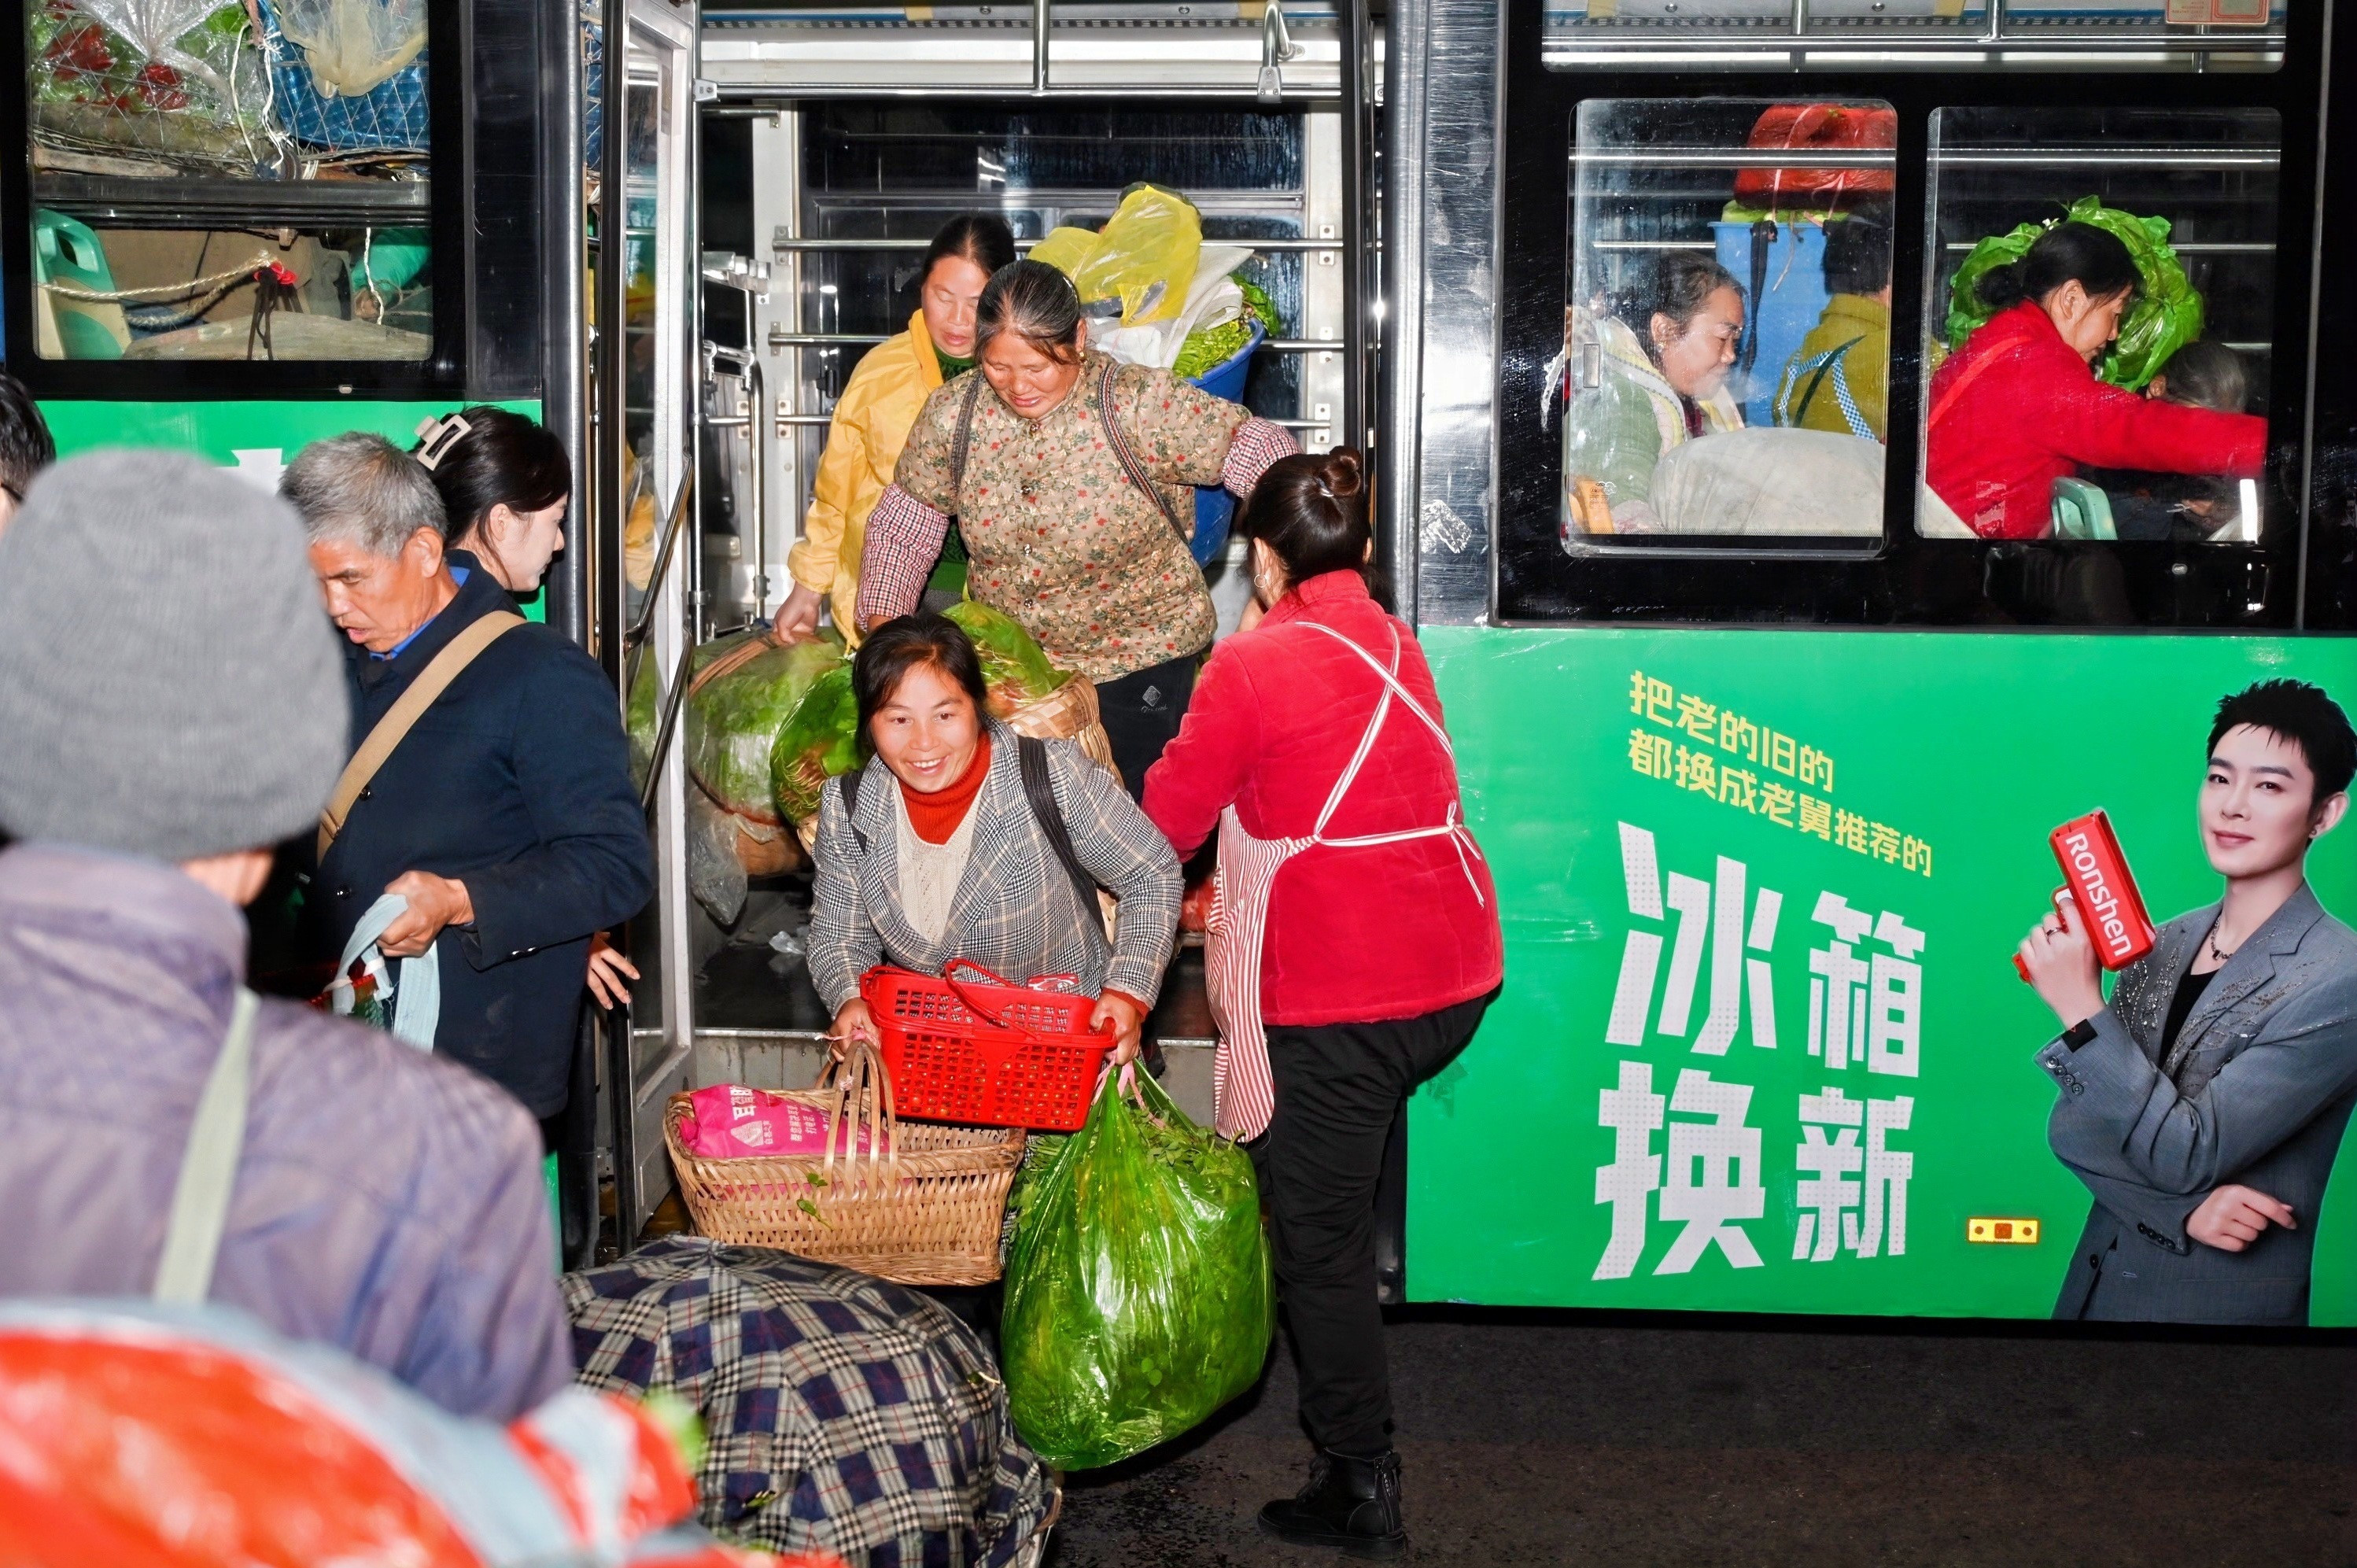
[706, 341, 769, 606]
[765, 327, 1348, 351]
[637, 640, 697, 816]
[621, 471, 695, 699]
[769, 236, 1355, 252]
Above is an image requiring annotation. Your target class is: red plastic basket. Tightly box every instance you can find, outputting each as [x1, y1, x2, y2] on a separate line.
[860, 960, 1115, 1132]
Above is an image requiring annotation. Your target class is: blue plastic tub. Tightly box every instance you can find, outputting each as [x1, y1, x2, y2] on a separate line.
[1712, 220, 1830, 429]
[257, 0, 430, 154]
[1179, 320, 1266, 567]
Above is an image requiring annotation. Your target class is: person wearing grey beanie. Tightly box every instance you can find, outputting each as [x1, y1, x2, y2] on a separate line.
[0, 448, 575, 1423]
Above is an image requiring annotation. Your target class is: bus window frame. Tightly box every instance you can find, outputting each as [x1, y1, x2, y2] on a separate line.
[0, 0, 496, 400]
[1489, 0, 2331, 632]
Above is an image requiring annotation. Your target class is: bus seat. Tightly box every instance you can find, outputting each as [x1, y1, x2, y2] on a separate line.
[31, 210, 129, 361]
[1647, 426, 1883, 536]
[2051, 477, 2118, 540]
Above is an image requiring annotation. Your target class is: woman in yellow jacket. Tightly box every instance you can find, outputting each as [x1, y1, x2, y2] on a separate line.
[776, 216, 1018, 640]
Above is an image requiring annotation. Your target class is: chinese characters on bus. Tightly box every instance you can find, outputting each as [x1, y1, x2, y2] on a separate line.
[1593, 822, 1920, 1282]
[1628, 669, 1933, 877]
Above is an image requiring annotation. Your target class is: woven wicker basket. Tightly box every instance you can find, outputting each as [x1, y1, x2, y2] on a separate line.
[662, 1043, 1024, 1287]
[1006, 675, 1120, 787]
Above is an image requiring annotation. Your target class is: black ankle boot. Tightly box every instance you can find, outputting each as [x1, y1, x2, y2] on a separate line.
[1257, 1448, 1406, 1559]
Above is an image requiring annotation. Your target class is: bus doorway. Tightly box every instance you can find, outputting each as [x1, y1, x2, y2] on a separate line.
[599, 2, 1381, 1240]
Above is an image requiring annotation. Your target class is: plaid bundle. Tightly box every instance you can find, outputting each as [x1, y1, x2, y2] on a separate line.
[565, 1238, 1053, 1566]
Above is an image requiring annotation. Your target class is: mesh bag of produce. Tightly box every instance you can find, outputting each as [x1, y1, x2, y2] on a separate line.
[684, 629, 847, 827]
[770, 664, 863, 827]
[1943, 197, 2204, 392]
[941, 599, 1073, 717]
[31, 2, 271, 172]
[1001, 1069, 1274, 1470]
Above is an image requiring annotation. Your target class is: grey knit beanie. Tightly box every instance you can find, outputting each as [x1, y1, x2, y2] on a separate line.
[0, 449, 347, 861]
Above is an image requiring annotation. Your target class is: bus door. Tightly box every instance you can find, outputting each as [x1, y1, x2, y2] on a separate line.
[1385, 0, 2357, 1322]
[595, 0, 703, 1243]
[589, 1, 1381, 1241]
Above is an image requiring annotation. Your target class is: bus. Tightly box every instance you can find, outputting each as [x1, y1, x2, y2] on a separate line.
[13, 0, 2351, 1326]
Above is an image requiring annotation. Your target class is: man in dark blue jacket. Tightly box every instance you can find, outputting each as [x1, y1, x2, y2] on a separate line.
[286, 433, 652, 1122]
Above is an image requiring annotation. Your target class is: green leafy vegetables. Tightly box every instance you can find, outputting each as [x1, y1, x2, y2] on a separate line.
[1171, 275, 1284, 382]
[770, 665, 864, 825]
[943, 600, 1074, 716]
[1001, 1071, 1274, 1470]
[685, 633, 847, 825]
[1945, 197, 2204, 393]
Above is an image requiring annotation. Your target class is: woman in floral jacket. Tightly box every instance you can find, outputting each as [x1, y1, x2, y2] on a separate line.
[856, 258, 1297, 794]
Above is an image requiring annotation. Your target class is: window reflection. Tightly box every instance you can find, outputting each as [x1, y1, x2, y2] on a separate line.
[1561, 98, 1894, 545]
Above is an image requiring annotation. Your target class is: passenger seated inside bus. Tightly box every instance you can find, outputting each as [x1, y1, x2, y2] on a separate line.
[1776, 206, 1891, 443]
[1922, 220, 2265, 540]
[2082, 341, 2253, 541]
[1562, 255, 1745, 534]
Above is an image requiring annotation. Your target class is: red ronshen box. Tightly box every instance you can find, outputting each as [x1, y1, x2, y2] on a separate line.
[2050, 810, 2157, 970]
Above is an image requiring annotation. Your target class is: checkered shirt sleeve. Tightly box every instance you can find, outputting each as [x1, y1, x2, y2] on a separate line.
[1219, 415, 1300, 499]
[566, 1238, 1054, 1565]
[854, 483, 950, 632]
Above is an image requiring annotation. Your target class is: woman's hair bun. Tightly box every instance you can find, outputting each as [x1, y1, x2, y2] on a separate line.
[1975, 259, 2029, 312]
[1320, 447, 1365, 500]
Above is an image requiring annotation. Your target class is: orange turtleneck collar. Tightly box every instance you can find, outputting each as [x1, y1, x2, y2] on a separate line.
[900, 732, 991, 844]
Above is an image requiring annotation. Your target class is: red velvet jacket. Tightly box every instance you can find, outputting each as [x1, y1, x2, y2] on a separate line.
[1924, 301, 2266, 540]
[1142, 570, 1503, 1027]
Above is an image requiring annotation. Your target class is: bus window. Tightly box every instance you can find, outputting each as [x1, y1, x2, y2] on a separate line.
[27, 3, 431, 363]
[1560, 98, 1894, 550]
[1918, 107, 2278, 546]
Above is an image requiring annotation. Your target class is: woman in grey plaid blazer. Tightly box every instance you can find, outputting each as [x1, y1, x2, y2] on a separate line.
[807, 613, 1182, 1064]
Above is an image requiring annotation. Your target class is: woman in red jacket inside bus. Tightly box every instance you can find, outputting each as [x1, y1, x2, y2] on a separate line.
[1924, 220, 2266, 540]
[1142, 448, 1503, 1560]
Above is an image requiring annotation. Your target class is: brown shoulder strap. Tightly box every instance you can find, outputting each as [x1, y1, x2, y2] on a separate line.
[946, 372, 987, 515]
[317, 611, 527, 861]
[1095, 359, 1189, 540]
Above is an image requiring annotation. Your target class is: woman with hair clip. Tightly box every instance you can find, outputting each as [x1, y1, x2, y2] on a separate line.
[414, 406, 573, 596]
[857, 257, 1300, 794]
[412, 407, 641, 1021]
[1924, 220, 2266, 540]
[1140, 449, 1503, 1560]
[777, 215, 1020, 640]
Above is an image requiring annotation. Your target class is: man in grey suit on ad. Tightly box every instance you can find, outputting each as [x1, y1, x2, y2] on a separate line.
[2018, 679, 2357, 1326]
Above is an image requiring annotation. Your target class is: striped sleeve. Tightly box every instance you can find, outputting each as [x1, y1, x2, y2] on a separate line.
[854, 483, 950, 631]
[1220, 416, 1300, 499]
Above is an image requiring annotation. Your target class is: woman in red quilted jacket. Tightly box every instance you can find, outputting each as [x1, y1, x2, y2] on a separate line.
[1924, 220, 2265, 540]
[1142, 448, 1503, 1559]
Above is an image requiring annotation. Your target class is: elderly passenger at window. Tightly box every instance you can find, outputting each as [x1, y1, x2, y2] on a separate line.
[1562, 254, 1747, 536]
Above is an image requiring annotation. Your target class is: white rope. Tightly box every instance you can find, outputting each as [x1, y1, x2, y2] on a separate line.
[42, 254, 275, 304]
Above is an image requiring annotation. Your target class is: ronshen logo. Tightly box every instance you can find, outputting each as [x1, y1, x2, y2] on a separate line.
[2061, 830, 2135, 961]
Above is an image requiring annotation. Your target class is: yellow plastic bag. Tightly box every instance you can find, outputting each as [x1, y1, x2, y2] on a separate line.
[1031, 184, 1201, 327]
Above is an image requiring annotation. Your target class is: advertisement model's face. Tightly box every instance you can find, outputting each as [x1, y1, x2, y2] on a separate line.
[2201, 724, 2347, 880]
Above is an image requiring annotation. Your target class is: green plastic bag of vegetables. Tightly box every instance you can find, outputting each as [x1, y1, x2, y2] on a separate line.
[942, 600, 1074, 716]
[684, 630, 847, 825]
[1002, 1068, 1274, 1470]
[771, 663, 864, 824]
[1943, 196, 2204, 391]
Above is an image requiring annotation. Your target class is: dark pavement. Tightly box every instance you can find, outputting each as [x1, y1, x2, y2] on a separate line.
[1045, 1314, 2357, 1566]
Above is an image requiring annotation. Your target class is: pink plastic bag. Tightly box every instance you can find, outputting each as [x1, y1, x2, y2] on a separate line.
[677, 1084, 871, 1160]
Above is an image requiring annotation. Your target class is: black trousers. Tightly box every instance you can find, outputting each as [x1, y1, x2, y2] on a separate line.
[1094, 653, 1198, 802]
[1252, 989, 1495, 1457]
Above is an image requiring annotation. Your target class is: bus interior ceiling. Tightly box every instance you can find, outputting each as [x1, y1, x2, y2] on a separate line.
[670, 3, 1377, 1118]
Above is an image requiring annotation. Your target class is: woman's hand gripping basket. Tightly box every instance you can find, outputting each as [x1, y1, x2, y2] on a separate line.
[663, 1041, 1024, 1286]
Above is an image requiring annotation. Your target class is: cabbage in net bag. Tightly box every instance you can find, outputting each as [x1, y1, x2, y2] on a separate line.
[1943, 197, 2204, 392]
[942, 600, 1074, 716]
[684, 630, 847, 826]
[1001, 1069, 1274, 1470]
[771, 663, 864, 825]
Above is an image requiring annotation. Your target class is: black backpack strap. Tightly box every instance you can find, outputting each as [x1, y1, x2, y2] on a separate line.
[1094, 359, 1189, 542]
[1017, 736, 1101, 913]
[946, 372, 987, 515]
[838, 766, 869, 854]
